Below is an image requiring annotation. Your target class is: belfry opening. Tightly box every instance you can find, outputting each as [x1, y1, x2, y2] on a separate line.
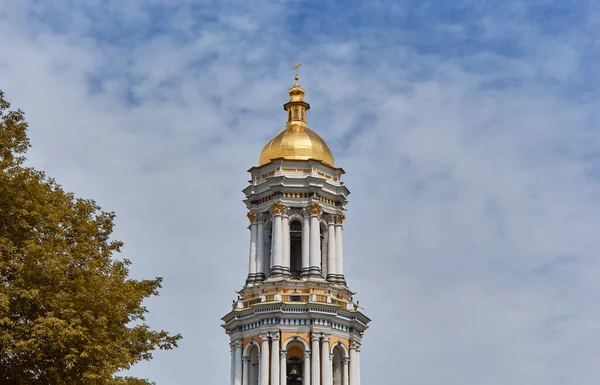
[222, 62, 370, 385]
[289, 220, 302, 278]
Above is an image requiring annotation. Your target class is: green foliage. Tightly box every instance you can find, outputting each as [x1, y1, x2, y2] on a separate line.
[0, 90, 181, 384]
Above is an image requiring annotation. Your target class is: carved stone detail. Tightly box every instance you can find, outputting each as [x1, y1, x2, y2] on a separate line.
[308, 203, 322, 216]
[271, 201, 284, 215]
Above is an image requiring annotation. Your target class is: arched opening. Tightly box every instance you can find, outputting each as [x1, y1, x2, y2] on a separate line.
[332, 346, 344, 385]
[289, 220, 302, 278]
[248, 344, 260, 385]
[286, 344, 305, 384]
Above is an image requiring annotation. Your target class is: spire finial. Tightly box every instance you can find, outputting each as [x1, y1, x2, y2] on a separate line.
[292, 59, 302, 83]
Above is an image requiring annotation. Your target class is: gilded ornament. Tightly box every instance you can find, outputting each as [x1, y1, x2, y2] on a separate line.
[308, 203, 322, 216]
[337, 213, 346, 224]
[247, 212, 255, 223]
[271, 202, 284, 214]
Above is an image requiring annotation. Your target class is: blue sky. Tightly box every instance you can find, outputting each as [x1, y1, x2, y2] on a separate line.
[1, 0, 600, 384]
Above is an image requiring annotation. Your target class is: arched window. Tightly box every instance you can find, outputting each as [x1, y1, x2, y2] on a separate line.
[332, 345, 345, 385]
[285, 344, 305, 384]
[249, 345, 260, 385]
[289, 220, 302, 278]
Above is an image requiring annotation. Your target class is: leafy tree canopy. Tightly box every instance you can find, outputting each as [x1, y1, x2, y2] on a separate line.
[0, 90, 181, 384]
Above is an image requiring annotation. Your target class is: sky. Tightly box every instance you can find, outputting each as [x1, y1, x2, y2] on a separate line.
[1, 0, 600, 384]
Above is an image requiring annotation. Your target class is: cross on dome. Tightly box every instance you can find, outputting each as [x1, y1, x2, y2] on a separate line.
[292, 59, 302, 83]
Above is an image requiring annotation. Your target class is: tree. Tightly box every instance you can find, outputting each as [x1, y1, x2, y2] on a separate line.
[0, 90, 181, 384]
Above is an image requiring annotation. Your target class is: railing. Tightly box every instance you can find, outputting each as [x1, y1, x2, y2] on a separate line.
[237, 292, 357, 310]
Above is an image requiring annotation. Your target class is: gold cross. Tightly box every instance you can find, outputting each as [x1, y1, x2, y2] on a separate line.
[292, 59, 302, 81]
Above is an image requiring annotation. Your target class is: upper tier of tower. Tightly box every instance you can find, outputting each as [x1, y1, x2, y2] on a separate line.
[258, 79, 334, 167]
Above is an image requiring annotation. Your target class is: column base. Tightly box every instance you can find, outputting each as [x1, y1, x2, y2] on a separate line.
[270, 266, 286, 277]
[307, 266, 322, 277]
[246, 273, 259, 284]
[299, 268, 311, 278]
[326, 274, 337, 282]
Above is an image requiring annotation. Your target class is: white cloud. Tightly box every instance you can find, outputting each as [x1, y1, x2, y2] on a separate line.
[1, 1, 600, 384]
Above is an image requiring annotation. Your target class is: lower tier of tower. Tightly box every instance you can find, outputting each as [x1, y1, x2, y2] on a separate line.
[229, 330, 362, 385]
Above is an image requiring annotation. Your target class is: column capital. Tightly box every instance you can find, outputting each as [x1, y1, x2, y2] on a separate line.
[304, 350, 311, 358]
[308, 202, 322, 216]
[320, 333, 331, 342]
[329, 353, 334, 361]
[280, 350, 287, 358]
[342, 357, 350, 365]
[270, 331, 281, 341]
[230, 339, 243, 349]
[311, 334, 321, 342]
[242, 356, 251, 364]
[247, 211, 256, 224]
[349, 340, 361, 350]
[326, 214, 337, 224]
[301, 208, 310, 217]
[260, 333, 271, 341]
[337, 213, 346, 224]
[271, 201, 285, 215]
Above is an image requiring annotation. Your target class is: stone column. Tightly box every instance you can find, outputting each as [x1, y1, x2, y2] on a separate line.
[301, 209, 310, 277]
[282, 213, 290, 276]
[242, 356, 250, 385]
[349, 342, 357, 385]
[356, 347, 361, 385]
[335, 214, 345, 282]
[260, 334, 270, 385]
[303, 350, 311, 385]
[311, 334, 321, 385]
[308, 203, 322, 277]
[271, 203, 284, 276]
[321, 335, 331, 385]
[342, 357, 350, 385]
[280, 350, 287, 385]
[326, 216, 336, 282]
[233, 340, 243, 385]
[256, 216, 265, 280]
[247, 213, 258, 282]
[230, 346, 234, 385]
[271, 333, 280, 385]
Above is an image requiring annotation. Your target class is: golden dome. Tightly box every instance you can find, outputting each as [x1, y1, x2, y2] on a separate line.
[258, 66, 334, 167]
[259, 124, 334, 166]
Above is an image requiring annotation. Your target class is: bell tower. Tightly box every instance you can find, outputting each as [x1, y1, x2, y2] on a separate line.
[222, 63, 370, 385]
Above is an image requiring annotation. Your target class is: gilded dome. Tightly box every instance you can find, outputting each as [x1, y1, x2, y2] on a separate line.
[259, 124, 334, 166]
[258, 73, 334, 167]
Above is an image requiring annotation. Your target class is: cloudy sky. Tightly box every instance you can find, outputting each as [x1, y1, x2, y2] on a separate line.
[2, 0, 600, 384]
